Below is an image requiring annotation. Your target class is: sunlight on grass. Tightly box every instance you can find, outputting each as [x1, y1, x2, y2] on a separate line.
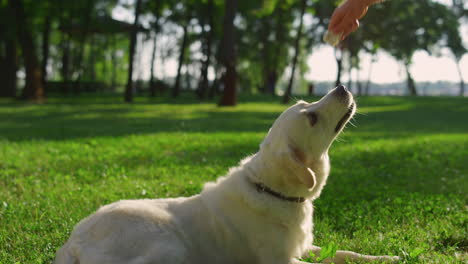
[359, 103, 413, 113]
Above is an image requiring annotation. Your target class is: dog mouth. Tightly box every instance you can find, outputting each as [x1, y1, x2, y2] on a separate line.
[334, 103, 355, 133]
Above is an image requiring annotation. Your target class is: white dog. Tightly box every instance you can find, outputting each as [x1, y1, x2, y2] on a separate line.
[55, 86, 399, 264]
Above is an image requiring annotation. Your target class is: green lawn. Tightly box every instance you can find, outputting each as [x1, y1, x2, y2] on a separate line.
[0, 95, 467, 263]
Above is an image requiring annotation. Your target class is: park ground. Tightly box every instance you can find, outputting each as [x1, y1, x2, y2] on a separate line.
[0, 95, 467, 263]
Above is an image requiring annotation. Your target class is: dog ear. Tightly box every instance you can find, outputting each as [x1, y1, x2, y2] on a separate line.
[287, 144, 316, 190]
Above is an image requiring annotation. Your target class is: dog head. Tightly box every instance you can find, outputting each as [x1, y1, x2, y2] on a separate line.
[259, 85, 356, 199]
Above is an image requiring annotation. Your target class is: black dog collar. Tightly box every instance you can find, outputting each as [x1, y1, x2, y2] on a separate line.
[253, 182, 306, 203]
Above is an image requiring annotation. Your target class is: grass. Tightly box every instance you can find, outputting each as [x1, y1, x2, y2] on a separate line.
[0, 95, 467, 263]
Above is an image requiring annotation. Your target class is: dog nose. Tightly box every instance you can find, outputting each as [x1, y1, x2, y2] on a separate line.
[334, 84, 349, 97]
[336, 85, 348, 93]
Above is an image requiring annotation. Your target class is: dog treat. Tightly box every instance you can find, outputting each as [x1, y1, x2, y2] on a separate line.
[323, 31, 342, 46]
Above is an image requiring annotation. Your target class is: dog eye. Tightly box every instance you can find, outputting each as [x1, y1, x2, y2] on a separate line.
[306, 112, 318, 126]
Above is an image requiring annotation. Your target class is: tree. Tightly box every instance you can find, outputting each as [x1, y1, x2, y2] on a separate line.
[344, 31, 366, 95]
[172, 22, 189, 97]
[124, 0, 143, 102]
[447, 0, 466, 96]
[0, 39, 17, 98]
[218, 0, 238, 106]
[334, 47, 344, 87]
[0, 2, 17, 98]
[196, 0, 215, 99]
[364, 54, 377, 95]
[255, 3, 295, 96]
[148, 0, 162, 97]
[266, 5, 294, 95]
[363, 0, 462, 95]
[8, 0, 44, 101]
[149, 30, 159, 96]
[41, 9, 52, 92]
[169, 1, 195, 98]
[72, 0, 96, 94]
[453, 49, 466, 96]
[282, 0, 307, 104]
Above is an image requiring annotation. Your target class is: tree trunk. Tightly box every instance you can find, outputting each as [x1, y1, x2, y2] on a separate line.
[218, 0, 238, 106]
[405, 63, 417, 96]
[267, 8, 286, 96]
[282, 0, 306, 104]
[260, 17, 271, 95]
[111, 36, 117, 92]
[260, 19, 280, 96]
[0, 38, 17, 98]
[72, 0, 95, 94]
[173, 24, 189, 98]
[208, 65, 221, 98]
[60, 32, 71, 94]
[149, 0, 162, 97]
[334, 48, 343, 87]
[455, 59, 465, 96]
[135, 34, 144, 94]
[124, 0, 142, 102]
[197, 0, 214, 99]
[365, 56, 374, 95]
[87, 36, 97, 82]
[347, 61, 353, 93]
[149, 1, 161, 97]
[56, 0, 69, 94]
[266, 72, 278, 96]
[196, 15, 208, 97]
[185, 65, 192, 91]
[307, 83, 315, 96]
[356, 69, 363, 96]
[149, 32, 158, 97]
[41, 15, 51, 94]
[8, 0, 44, 101]
[100, 39, 108, 92]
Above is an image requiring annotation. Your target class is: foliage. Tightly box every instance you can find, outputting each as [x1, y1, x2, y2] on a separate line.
[363, 0, 462, 64]
[352, 0, 465, 95]
[0, 0, 466, 99]
[302, 241, 338, 262]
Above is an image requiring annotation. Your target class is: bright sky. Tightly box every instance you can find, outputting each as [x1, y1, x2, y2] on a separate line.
[306, 44, 468, 84]
[113, 0, 468, 84]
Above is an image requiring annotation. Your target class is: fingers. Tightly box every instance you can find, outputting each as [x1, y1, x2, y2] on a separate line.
[328, 9, 345, 33]
[330, 17, 359, 40]
[327, 0, 369, 42]
[329, 14, 346, 34]
[359, 6, 369, 19]
[341, 19, 359, 40]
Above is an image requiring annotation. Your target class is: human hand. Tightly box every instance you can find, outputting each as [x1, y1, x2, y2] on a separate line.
[328, 0, 370, 40]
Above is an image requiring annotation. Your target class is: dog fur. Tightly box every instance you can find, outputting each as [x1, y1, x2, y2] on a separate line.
[55, 86, 399, 264]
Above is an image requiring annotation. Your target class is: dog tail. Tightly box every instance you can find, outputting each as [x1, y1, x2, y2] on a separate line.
[54, 242, 79, 264]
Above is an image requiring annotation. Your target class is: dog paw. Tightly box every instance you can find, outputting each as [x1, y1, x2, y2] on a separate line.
[384, 255, 400, 263]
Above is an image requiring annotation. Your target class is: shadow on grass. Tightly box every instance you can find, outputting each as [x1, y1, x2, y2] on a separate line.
[0, 96, 467, 141]
[0, 109, 277, 141]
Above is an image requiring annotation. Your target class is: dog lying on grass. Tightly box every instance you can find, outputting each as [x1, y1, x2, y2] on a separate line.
[55, 85, 399, 264]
